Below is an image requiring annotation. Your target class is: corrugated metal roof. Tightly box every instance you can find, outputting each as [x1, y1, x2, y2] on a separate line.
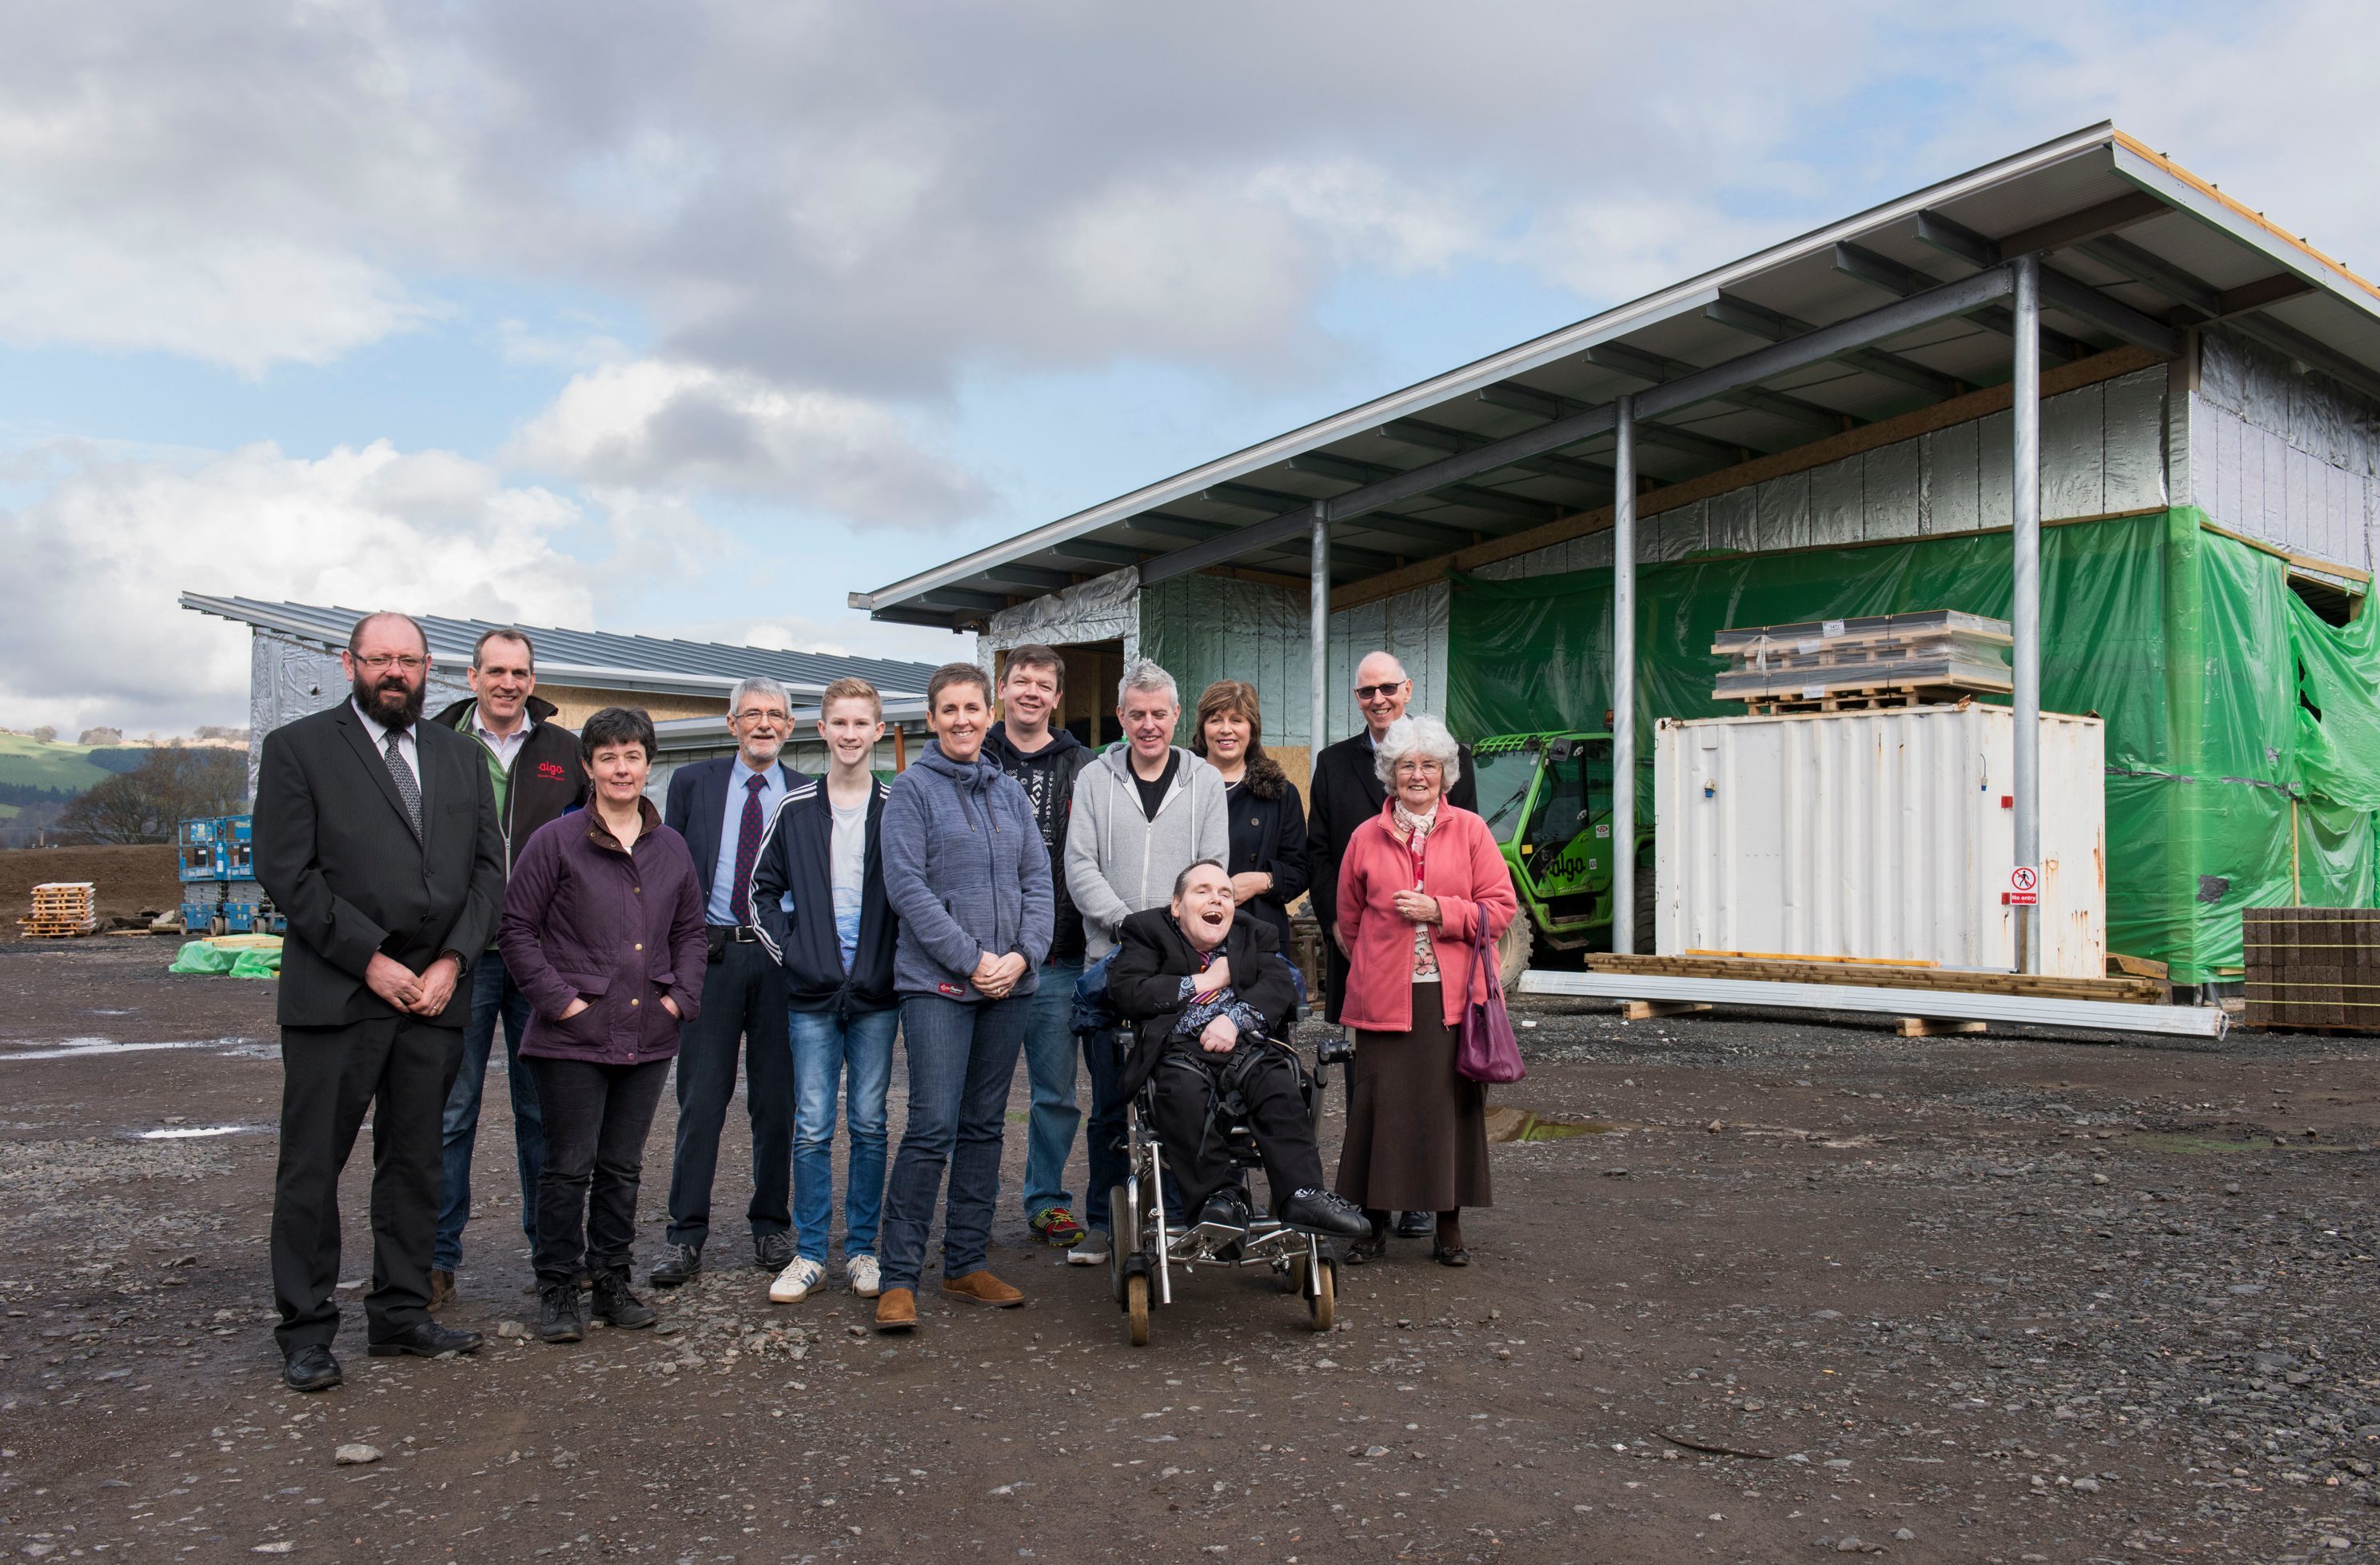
[181, 593, 941, 701]
[855, 123, 2380, 628]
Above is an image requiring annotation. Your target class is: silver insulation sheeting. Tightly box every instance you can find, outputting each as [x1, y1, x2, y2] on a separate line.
[1484, 367, 2171, 581]
[2191, 326, 2380, 574]
[979, 565, 1141, 664]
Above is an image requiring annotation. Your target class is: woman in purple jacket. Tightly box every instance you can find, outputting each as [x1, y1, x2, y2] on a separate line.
[500, 708, 708, 1344]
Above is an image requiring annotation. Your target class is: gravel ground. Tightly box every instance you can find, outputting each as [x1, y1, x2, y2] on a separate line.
[2, 940, 2377, 1562]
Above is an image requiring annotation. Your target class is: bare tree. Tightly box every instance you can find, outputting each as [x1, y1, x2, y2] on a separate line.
[57, 746, 247, 844]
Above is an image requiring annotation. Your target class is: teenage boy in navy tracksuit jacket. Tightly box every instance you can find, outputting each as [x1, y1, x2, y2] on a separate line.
[751, 679, 901, 1304]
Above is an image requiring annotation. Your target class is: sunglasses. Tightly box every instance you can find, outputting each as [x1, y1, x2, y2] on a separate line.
[1352, 682, 1405, 701]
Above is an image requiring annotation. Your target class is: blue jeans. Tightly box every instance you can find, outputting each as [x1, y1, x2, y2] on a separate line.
[435, 956, 542, 1272]
[1019, 959, 1085, 1221]
[789, 1005, 897, 1264]
[877, 992, 1031, 1292]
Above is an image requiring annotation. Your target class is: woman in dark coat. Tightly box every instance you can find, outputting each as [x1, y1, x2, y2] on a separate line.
[498, 707, 708, 1344]
[1190, 680, 1310, 952]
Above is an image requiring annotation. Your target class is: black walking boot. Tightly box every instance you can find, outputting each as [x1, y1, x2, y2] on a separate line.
[537, 1280, 584, 1343]
[591, 1270, 658, 1330]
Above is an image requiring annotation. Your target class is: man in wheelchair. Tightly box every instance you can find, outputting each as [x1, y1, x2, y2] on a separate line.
[1105, 860, 1373, 1247]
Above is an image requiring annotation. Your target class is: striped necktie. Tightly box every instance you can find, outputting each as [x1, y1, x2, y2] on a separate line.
[384, 731, 422, 836]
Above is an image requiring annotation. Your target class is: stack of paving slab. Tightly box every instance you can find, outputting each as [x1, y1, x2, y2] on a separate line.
[1712, 609, 2013, 707]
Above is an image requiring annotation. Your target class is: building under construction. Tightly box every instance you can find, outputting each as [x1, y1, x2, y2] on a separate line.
[852, 125, 2380, 989]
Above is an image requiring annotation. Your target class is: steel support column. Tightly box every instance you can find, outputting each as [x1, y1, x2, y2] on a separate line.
[1310, 506, 1330, 784]
[2011, 254, 2043, 975]
[1612, 395, 1638, 956]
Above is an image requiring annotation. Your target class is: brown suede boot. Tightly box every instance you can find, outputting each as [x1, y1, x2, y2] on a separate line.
[874, 1288, 918, 1332]
[429, 1268, 455, 1311]
[940, 1270, 1024, 1308]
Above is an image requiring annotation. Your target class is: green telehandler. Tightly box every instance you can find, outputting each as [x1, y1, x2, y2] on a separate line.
[1470, 731, 1656, 987]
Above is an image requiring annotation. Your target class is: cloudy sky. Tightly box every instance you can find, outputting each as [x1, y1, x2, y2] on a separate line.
[4, 1, 2370, 733]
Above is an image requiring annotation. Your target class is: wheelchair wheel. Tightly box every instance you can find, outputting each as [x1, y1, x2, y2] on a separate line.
[1126, 1273, 1150, 1347]
[1306, 1259, 1336, 1333]
[1107, 1184, 1131, 1307]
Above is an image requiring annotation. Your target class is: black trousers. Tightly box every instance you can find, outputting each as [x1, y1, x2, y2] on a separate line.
[664, 936, 792, 1249]
[528, 1056, 672, 1284]
[271, 1016, 464, 1356]
[1149, 1041, 1325, 1217]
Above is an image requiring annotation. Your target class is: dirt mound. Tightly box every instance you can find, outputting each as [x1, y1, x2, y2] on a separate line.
[2, 843, 183, 936]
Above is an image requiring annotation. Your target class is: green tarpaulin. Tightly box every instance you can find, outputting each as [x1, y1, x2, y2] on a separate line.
[1445, 507, 2380, 983]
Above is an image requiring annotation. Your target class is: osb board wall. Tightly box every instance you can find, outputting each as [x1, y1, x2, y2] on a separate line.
[533, 684, 728, 727]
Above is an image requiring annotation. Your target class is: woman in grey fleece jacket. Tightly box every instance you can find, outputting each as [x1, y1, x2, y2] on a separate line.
[1064, 741, 1231, 960]
[872, 666, 1054, 1331]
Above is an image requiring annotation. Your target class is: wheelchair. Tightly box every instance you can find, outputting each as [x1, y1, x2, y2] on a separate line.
[1094, 972, 1355, 1347]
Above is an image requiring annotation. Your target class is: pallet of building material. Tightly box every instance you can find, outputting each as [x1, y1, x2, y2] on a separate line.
[1712, 609, 2011, 656]
[19, 881, 98, 938]
[1734, 686, 1992, 716]
[2241, 907, 2380, 1032]
[1712, 609, 2012, 705]
[1585, 952, 2164, 1005]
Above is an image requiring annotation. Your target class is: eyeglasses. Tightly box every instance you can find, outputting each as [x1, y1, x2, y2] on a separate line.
[1393, 759, 1442, 776]
[1353, 682, 1405, 701]
[354, 654, 426, 673]
[733, 709, 789, 726]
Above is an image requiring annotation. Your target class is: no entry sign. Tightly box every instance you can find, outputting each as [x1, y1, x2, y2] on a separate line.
[2008, 865, 2040, 906]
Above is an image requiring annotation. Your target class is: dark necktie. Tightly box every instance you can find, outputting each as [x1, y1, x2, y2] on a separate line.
[730, 772, 766, 924]
[384, 731, 422, 836]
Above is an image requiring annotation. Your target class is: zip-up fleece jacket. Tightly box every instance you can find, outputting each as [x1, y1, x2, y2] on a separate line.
[982, 722, 1093, 964]
[433, 695, 588, 873]
[1063, 744, 1230, 960]
[880, 741, 1054, 1002]
[747, 777, 899, 1017]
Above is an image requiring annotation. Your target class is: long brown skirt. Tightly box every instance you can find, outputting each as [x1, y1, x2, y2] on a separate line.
[1335, 982, 1492, 1212]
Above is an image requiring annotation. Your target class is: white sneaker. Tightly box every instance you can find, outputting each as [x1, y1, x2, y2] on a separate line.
[767, 1256, 826, 1304]
[844, 1254, 882, 1299]
[1066, 1228, 1111, 1267]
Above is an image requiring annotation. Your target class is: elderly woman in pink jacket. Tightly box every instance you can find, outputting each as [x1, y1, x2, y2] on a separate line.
[1332, 713, 1517, 1267]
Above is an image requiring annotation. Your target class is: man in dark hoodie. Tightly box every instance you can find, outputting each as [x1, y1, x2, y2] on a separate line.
[429, 628, 588, 1309]
[750, 678, 899, 1306]
[980, 645, 1096, 1255]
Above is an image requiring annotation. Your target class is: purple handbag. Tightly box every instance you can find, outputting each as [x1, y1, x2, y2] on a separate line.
[1456, 919, 1525, 1084]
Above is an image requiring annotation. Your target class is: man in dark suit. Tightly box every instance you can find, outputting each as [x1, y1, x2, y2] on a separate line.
[652, 675, 809, 1286]
[254, 611, 505, 1392]
[1304, 650, 1477, 1242]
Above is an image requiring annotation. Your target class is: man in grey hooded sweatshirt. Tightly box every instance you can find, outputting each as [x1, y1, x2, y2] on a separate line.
[1062, 659, 1229, 1254]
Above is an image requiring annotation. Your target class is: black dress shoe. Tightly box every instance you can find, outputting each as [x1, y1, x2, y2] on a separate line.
[753, 1232, 796, 1272]
[282, 1345, 342, 1392]
[1281, 1188, 1375, 1239]
[650, 1243, 701, 1288]
[1393, 1210, 1435, 1239]
[367, 1319, 485, 1359]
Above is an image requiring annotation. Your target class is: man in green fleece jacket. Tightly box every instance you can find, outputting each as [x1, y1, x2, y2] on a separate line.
[428, 629, 588, 1309]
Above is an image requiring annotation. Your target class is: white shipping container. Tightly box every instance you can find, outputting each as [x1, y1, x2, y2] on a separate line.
[1652, 705, 2105, 977]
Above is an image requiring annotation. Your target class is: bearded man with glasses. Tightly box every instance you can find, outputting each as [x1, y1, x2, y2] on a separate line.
[254, 611, 506, 1391]
[1302, 652, 1478, 1243]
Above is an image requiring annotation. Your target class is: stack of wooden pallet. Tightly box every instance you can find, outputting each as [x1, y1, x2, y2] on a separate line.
[20, 881, 98, 938]
[1712, 609, 2013, 713]
[2242, 908, 2380, 1032]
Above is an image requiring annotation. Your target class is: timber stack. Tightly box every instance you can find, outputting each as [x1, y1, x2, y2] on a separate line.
[19, 882, 98, 939]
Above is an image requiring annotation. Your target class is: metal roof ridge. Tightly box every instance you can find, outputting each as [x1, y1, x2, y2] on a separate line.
[855, 122, 2125, 613]
[177, 590, 935, 691]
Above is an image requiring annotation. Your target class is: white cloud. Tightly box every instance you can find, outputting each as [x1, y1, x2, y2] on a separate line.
[507, 359, 989, 526]
[0, 440, 596, 733]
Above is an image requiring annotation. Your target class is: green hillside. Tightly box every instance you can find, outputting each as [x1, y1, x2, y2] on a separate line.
[0, 733, 120, 793]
